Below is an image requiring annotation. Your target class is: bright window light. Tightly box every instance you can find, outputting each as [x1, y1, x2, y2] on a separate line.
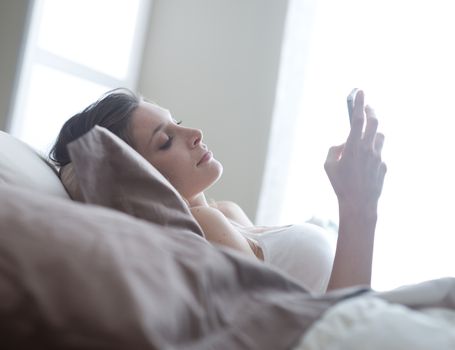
[37, 0, 141, 80]
[278, 0, 455, 290]
[10, 0, 151, 155]
[21, 64, 109, 154]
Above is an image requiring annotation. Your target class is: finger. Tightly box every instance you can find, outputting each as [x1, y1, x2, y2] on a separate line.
[377, 162, 387, 193]
[374, 132, 385, 154]
[362, 105, 379, 148]
[346, 90, 365, 146]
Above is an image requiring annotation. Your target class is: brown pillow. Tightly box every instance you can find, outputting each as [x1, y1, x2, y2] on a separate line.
[66, 125, 203, 237]
[59, 162, 84, 201]
[0, 184, 368, 349]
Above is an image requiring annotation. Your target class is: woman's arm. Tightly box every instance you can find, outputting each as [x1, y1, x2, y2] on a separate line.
[190, 206, 259, 259]
[324, 90, 387, 290]
[328, 204, 378, 290]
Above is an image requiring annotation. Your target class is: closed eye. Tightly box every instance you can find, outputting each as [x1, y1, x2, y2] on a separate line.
[159, 136, 173, 150]
[159, 120, 181, 150]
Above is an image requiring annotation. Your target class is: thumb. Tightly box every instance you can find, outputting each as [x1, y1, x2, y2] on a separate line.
[325, 143, 345, 163]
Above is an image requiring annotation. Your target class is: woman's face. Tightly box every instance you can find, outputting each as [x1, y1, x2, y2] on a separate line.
[130, 101, 223, 202]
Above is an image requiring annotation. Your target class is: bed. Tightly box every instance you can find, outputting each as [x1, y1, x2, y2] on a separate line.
[0, 127, 454, 349]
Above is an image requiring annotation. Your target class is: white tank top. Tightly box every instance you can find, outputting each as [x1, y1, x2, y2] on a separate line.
[237, 223, 336, 294]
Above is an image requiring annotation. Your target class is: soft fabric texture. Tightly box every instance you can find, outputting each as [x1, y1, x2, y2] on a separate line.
[239, 223, 336, 294]
[0, 130, 69, 199]
[0, 184, 370, 350]
[294, 295, 455, 350]
[66, 125, 204, 236]
[294, 278, 455, 349]
[59, 162, 84, 201]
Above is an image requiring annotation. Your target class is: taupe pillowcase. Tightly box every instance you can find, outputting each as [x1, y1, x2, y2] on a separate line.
[0, 184, 369, 349]
[66, 125, 203, 237]
[59, 162, 84, 201]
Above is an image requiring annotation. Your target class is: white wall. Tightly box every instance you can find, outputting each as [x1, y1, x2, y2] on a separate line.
[139, 0, 289, 220]
[0, 0, 30, 131]
[0, 0, 289, 221]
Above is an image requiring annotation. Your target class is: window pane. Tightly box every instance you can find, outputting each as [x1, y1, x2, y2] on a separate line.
[18, 64, 109, 154]
[36, 0, 141, 79]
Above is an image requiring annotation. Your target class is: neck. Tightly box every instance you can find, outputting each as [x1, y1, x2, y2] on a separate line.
[187, 192, 209, 208]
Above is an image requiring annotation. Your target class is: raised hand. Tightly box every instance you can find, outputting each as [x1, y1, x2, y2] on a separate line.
[325, 90, 387, 290]
[324, 90, 387, 211]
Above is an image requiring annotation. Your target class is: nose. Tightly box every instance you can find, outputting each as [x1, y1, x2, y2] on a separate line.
[189, 128, 203, 148]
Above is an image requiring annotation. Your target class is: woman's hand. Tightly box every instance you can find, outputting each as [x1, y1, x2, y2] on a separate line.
[325, 90, 387, 290]
[324, 90, 387, 212]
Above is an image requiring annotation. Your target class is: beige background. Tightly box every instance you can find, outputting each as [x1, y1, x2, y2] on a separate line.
[0, 0, 289, 221]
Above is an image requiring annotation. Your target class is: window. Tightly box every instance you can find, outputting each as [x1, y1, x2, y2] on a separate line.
[9, 0, 152, 155]
[258, 0, 455, 290]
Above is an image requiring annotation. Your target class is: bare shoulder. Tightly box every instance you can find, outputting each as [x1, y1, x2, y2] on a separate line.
[189, 205, 256, 258]
[190, 205, 222, 218]
[190, 206, 229, 228]
[211, 200, 254, 227]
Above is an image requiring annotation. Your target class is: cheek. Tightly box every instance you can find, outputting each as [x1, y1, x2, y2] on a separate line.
[150, 152, 191, 182]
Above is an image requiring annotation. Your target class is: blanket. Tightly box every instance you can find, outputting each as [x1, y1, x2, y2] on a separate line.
[294, 278, 455, 349]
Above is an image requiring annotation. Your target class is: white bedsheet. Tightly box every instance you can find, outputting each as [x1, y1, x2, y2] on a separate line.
[293, 296, 455, 350]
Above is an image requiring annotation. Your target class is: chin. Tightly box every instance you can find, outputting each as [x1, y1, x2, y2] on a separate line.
[212, 162, 223, 184]
[214, 159, 223, 175]
[206, 165, 223, 189]
[203, 165, 223, 191]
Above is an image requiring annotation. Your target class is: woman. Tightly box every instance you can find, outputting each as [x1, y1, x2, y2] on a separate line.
[50, 88, 386, 293]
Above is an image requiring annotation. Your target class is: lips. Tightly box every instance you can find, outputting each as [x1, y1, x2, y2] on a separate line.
[197, 151, 213, 166]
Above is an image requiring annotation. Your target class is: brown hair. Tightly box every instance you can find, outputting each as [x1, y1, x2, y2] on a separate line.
[49, 88, 141, 167]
